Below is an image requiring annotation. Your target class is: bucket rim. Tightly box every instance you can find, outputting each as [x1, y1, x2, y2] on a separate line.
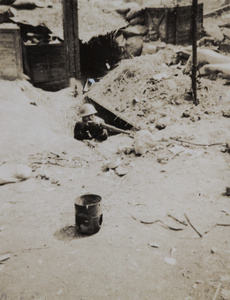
[75, 194, 102, 206]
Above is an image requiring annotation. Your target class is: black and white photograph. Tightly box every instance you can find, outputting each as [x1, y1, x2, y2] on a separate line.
[0, 0, 230, 299]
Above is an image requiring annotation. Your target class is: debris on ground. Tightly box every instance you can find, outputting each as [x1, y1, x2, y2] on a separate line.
[115, 165, 127, 176]
[0, 163, 32, 185]
[148, 242, 160, 248]
[134, 129, 157, 155]
[164, 257, 176, 265]
[28, 151, 85, 170]
[0, 253, 11, 263]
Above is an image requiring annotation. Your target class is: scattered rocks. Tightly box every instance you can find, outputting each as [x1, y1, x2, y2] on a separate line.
[155, 123, 166, 130]
[148, 242, 160, 248]
[115, 165, 127, 176]
[222, 109, 230, 118]
[164, 257, 176, 265]
[182, 111, 190, 118]
[104, 158, 121, 170]
[211, 247, 218, 253]
[190, 115, 201, 122]
[134, 130, 156, 155]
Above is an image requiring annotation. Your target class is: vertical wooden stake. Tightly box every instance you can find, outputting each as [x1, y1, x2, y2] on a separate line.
[62, 0, 81, 81]
[191, 0, 199, 105]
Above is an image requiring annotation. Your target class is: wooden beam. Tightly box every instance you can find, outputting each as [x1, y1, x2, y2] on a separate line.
[191, 0, 199, 106]
[85, 96, 138, 131]
[62, 0, 81, 80]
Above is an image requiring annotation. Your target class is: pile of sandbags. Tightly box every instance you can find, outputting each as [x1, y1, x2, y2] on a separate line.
[115, 4, 167, 58]
[115, 4, 147, 58]
[200, 63, 230, 80]
[202, 18, 230, 53]
[184, 48, 230, 80]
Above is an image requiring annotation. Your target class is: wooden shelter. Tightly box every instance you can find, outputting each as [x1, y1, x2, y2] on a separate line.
[22, 42, 68, 91]
[0, 23, 23, 80]
[145, 4, 203, 45]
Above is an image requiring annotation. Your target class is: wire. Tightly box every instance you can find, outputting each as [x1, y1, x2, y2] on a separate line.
[171, 138, 226, 147]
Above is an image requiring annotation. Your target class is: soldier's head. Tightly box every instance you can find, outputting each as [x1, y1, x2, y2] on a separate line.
[79, 103, 97, 122]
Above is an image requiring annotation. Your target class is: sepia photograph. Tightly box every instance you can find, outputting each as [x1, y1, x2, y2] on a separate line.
[0, 0, 230, 299]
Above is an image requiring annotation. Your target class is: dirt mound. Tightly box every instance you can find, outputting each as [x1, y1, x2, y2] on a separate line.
[0, 80, 90, 163]
[87, 48, 230, 131]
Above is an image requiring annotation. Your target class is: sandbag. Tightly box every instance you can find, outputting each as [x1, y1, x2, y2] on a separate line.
[124, 36, 143, 57]
[203, 23, 224, 41]
[115, 34, 126, 48]
[122, 25, 147, 38]
[199, 63, 230, 80]
[198, 36, 216, 47]
[12, 0, 44, 9]
[142, 43, 157, 55]
[134, 130, 156, 155]
[116, 7, 130, 15]
[116, 2, 139, 15]
[126, 7, 144, 21]
[129, 15, 145, 26]
[184, 48, 230, 74]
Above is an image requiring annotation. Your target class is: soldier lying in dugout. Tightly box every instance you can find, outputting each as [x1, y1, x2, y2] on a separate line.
[74, 103, 130, 142]
[74, 103, 108, 141]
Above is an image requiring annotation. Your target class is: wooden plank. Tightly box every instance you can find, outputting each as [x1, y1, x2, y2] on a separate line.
[174, 3, 203, 45]
[204, 3, 230, 18]
[62, 0, 80, 80]
[0, 25, 23, 79]
[14, 27, 23, 77]
[87, 97, 138, 130]
[24, 42, 68, 87]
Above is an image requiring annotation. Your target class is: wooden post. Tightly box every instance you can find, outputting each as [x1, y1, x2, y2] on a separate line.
[165, 10, 168, 44]
[174, 5, 178, 45]
[191, 0, 199, 105]
[62, 0, 81, 81]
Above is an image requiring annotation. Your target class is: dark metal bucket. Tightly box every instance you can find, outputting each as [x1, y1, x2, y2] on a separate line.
[74, 194, 103, 235]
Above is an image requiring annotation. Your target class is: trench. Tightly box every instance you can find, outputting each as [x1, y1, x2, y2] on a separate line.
[85, 97, 134, 132]
[80, 32, 122, 79]
[79, 34, 134, 132]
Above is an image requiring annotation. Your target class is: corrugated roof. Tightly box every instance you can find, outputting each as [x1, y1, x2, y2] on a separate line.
[7, 5, 63, 38]
[1, 1, 128, 43]
[78, 1, 128, 43]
